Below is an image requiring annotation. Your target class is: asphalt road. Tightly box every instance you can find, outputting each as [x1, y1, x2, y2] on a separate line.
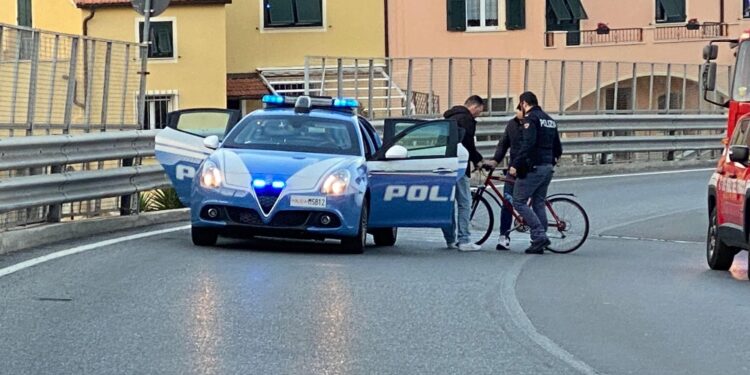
[1, 168, 746, 375]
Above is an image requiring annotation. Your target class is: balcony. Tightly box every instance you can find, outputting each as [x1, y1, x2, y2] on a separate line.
[653, 22, 728, 41]
[545, 28, 644, 47]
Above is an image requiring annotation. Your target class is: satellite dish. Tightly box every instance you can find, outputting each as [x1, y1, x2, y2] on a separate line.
[131, 0, 171, 17]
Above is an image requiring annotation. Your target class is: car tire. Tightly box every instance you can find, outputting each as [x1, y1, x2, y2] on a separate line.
[707, 208, 735, 271]
[372, 228, 398, 246]
[341, 202, 368, 254]
[192, 226, 218, 247]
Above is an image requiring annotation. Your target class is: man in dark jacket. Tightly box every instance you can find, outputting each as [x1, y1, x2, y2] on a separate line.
[484, 104, 525, 251]
[441, 95, 485, 252]
[510, 91, 563, 254]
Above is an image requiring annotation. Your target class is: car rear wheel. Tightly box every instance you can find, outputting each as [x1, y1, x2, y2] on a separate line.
[372, 228, 398, 246]
[192, 226, 218, 247]
[341, 203, 368, 254]
[707, 208, 735, 271]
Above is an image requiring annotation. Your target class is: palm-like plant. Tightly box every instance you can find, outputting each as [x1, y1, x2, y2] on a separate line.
[149, 188, 184, 211]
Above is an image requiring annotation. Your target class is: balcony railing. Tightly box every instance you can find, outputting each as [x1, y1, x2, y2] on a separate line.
[653, 22, 728, 41]
[545, 28, 644, 47]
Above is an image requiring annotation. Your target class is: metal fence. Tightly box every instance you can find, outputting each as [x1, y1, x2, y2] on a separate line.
[304, 56, 732, 120]
[0, 23, 146, 230]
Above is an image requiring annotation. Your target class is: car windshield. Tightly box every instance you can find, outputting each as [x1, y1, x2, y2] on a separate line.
[734, 42, 750, 101]
[223, 115, 361, 156]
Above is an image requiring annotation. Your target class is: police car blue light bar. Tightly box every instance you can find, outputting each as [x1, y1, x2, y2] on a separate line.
[333, 98, 360, 108]
[262, 95, 285, 104]
[262, 95, 359, 109]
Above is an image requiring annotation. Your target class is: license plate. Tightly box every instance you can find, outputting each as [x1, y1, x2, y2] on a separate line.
[290, 196, 326, 208]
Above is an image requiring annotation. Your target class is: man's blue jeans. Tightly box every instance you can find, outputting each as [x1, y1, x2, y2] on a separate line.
[499, 170, 514, 237]
[512, 164, 554, 243]
[442, 175, 472, 245]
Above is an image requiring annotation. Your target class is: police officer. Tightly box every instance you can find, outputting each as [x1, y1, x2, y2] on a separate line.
[509, 91, 562, 254]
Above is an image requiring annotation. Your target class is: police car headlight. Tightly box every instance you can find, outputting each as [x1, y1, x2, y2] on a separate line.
[200, 161, 222, 189]
[321, 170, 350, 196]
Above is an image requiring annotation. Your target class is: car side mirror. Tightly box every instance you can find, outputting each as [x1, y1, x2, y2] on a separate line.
[729, 145, 749, 164]
[702, 62, 717, 92]
[703, 44, 718, 60]
[385, 145, 408, 159]
[203, 135, 220, 150]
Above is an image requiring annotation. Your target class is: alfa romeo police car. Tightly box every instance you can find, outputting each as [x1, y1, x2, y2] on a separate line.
[155, 95, 468, 253]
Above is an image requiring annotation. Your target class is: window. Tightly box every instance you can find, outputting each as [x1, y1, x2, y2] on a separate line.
[657, 92, 682, 111]
[138, 21, 175, 59]
[467, 0, 499, 28]
[546, 0, 588, 32]
[655, 0, 686, 23]
[483, 98, 514, 113]
[145, 94, 175, 130]
[394, 121, 452, 158]
[605, 88, 632, 111]
[448, 0, 525, 31]
[730, 120, 749, 146]
[17, 0, 31, 27]
[744, 0, 750, 19]
[264, 0, 323, 29]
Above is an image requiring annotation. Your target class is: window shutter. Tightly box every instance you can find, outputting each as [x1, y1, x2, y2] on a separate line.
[548, 0, 573, 22]
[447, 0, 467, 31]
[564, 0, 588, 20]
[17, 0, 32, 27]
[295, 0, 323, 25]
[267, 0, 295, 26]
[505, 0, 526, 30]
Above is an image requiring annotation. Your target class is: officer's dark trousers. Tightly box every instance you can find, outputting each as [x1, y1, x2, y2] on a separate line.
[512, 164, 554, 243]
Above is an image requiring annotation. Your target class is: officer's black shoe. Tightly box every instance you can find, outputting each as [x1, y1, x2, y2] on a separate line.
[524, 239, 551, 254]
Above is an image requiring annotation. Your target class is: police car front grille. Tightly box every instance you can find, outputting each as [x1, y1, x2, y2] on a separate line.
[271, 211, 311, 227]
[226, 207, 263, 226]
[256, 194, 281, 214]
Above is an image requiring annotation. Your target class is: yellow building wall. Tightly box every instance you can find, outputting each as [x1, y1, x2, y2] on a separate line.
[226, 0, 385, 73]
[34, 0, 82, 34]
[0, 0, 82, 33]
[84, 5, 228, 109]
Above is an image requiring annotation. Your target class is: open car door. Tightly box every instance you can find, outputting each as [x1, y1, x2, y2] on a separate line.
[367, 119, 462, 229]
[155, 108, 240, 206]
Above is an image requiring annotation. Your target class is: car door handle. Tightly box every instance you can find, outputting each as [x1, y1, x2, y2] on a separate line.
[432, 168, 454, 174]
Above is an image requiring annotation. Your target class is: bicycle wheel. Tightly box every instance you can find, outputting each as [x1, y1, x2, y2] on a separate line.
[470, 191, 494, 246]
[545, 196, 589, 254]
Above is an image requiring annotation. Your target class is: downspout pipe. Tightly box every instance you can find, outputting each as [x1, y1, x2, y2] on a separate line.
[78, 7, 97, 109]
[384, 0, 389, 57]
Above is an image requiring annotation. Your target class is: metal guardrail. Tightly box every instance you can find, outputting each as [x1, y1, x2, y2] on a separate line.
[373, 114, 726, 162]
[0, 115, 727, 229]
[0, 130, 169, 219]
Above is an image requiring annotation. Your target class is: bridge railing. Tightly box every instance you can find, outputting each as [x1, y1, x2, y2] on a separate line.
[304, 56, 732, 120]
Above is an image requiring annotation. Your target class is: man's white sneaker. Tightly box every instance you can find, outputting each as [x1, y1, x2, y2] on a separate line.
[457, 242, 482, 252]
[445, 242, 458, 250]
[496, 236, 510, 251]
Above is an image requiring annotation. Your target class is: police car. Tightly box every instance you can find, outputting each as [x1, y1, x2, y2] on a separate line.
[155, 95, 468, 253]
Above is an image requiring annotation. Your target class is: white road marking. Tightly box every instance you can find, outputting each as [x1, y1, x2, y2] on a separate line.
[501, 257, 600, 375]
[552, 168, 714, 183]
[0, 225, 190, 279]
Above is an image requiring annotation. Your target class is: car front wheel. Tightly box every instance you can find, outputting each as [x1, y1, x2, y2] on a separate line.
[372, 228, 398, 246]
[707, 208, 736, 271]
[341, 203, 368, 254]
[192, 226, 218, 247]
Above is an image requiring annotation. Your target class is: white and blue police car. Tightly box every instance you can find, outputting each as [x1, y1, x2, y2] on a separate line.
[155, 95, 469, 253]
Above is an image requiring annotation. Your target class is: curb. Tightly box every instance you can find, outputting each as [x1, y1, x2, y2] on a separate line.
[0, 208, 190, 256]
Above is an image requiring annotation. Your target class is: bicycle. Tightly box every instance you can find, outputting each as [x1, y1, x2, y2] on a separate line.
[469, 167, 590, 254]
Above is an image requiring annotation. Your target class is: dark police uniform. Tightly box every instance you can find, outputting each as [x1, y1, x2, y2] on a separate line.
[510, 106, 563, 246]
